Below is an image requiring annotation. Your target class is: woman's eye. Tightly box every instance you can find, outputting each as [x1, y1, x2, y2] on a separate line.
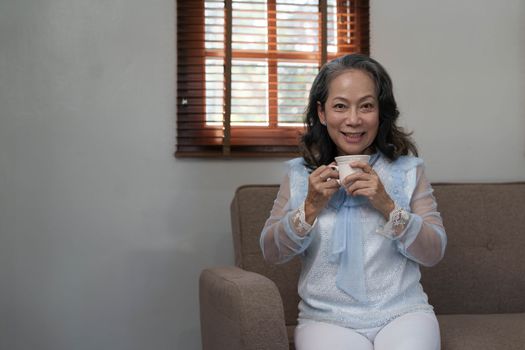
[361, 103, 375, 111]
[333, 104, 346, 110]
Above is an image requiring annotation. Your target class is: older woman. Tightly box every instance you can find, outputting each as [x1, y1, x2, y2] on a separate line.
[260, 54, 447, 350]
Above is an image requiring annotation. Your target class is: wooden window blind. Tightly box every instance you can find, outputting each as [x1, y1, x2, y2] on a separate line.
[176, 0, 369, 157]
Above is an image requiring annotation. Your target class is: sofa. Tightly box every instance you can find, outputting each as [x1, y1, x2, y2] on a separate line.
[200, 183, 525, 350]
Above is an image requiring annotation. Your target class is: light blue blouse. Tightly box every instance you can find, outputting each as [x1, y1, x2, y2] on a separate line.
[260, 154, 447, 329]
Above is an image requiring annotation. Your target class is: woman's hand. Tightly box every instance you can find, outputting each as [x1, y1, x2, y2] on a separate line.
[341, 161, 395, 220]
[304, 164, 340, 224]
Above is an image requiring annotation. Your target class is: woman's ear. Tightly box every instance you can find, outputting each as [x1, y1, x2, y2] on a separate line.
[317, 101, 326, 125]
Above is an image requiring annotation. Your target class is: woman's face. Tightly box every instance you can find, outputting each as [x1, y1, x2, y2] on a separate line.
[317, 69, 379, 156]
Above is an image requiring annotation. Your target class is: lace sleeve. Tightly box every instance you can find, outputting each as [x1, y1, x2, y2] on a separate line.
[259, 173, 318, 264]
[378, 164, 447, 266]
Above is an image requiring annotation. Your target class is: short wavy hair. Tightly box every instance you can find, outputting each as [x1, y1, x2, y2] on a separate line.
[300, 54, 418, 169]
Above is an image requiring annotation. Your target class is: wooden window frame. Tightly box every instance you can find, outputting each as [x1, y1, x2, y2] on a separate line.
[176, 0, 370, 158]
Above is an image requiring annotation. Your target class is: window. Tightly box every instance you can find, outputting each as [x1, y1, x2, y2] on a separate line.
[176, 0, 369, 157]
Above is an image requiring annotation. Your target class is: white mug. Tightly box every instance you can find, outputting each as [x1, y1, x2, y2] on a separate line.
[333, 155, 371, 184]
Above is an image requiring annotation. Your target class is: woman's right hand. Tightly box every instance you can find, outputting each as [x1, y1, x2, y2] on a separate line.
[304, 163, 340, 224]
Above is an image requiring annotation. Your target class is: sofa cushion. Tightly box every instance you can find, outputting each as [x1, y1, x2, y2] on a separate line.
[438, 313, 525, 349]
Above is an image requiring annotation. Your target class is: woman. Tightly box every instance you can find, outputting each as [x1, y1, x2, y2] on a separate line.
[260, 54, 447, 350]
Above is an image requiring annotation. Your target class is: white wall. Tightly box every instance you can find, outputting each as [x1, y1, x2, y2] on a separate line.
[371, 0, 525, 181]
[0, 0, 523, 349]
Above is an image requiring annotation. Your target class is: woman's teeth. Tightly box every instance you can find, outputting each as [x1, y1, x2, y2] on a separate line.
[343, 132, 364, 142]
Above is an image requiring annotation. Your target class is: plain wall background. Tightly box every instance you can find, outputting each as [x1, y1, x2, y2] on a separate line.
[0, 0, 524, 349]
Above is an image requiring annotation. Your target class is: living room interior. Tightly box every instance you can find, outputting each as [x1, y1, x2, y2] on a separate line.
[1, 0, 524, 349]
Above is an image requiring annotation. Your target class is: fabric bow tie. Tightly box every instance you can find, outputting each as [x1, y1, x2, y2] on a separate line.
[328, 191, 369, 302]
[327, 153, 380, 302]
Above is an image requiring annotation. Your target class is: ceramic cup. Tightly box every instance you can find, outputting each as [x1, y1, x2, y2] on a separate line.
[333, 155, 371, 184]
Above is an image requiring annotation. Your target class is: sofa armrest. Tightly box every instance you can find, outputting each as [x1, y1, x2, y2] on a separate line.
[199, 266, 289, 350]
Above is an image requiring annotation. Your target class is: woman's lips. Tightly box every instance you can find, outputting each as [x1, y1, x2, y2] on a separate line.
[342, 132, 365, 143]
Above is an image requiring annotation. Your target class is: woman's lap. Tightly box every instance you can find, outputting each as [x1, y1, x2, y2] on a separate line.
[294, 312, 440, 350]
[294, 320, 373, 350]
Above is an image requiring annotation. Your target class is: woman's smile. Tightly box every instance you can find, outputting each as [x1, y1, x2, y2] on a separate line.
[341, 131, 366, 144]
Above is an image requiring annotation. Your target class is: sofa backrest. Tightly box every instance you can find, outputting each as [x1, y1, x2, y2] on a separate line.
[422, 183, 525, 314]
[231, 183, 525, 326]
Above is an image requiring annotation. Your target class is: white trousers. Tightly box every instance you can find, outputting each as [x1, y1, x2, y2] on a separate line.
[294, 312, 440, 350]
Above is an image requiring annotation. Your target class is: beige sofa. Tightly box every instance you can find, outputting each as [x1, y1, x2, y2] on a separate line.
[200, 183, 525, 350]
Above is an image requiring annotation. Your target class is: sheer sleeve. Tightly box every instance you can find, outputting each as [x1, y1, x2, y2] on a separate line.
[259, 173, 318, 264]
[381, 164, 447, 266]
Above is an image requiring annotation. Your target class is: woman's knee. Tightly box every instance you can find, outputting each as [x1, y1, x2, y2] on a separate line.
[374, 312, 440, 350]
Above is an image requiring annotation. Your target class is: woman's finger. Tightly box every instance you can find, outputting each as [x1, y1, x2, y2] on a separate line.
[317, 165, 339, 184]
[349, 161, 370, 171]
[351, 188, 375, 198]
[341, 171, 370, 187]
[346, 179, 374, 195]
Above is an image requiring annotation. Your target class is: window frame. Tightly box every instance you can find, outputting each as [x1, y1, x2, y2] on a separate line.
[176, 0, 370, 158]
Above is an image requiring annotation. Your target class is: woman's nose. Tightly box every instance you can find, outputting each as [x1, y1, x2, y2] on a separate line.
[345, 108, 361, 125]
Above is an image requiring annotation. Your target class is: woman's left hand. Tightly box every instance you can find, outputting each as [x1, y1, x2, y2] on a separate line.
[341, 161, 395, 220]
